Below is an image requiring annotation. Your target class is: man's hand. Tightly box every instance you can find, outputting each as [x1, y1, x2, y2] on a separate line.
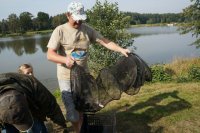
[120, 48, 131, 57]
[66, 56, 75, 68]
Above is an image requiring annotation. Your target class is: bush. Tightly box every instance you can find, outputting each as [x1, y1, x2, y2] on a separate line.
[151, 65, 172, 82]
[176, 75, 190, 83]
[87, 0, 134, 71]
[188, 65, 200, 81]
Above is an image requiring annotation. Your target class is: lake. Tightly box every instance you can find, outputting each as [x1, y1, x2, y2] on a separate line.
[0, 26, 200, 91]
[129, 26, 200, 65]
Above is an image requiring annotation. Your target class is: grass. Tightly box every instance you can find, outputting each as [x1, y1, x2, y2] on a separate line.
[53, 83, 200, 133]
[54, 82, 200, 133]
[98, 82, 200, 133]
[0, 30, 52, 38]
[165, 57, 200, 76]
[26, 30, 52, 35]
[130, 23, 168, 28]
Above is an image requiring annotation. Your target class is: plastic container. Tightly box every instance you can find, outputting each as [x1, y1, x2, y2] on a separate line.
[81, 113, 116, 133]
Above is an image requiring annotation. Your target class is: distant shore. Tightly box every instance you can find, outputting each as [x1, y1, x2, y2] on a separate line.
[0, 23, 183, 38]
[0, 29, 52, 38]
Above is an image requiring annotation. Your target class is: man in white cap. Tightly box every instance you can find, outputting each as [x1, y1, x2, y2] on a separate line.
[47, 1, 130, 133]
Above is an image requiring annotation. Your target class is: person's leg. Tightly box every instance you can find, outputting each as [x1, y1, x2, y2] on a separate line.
[59, 80, 82, 133]
[26, 119, 48, 133]
[79, 112, 83, 130]
[62, 91, 82, 133]
[1, 124, 19, 133]
[40, 122, 48, 133]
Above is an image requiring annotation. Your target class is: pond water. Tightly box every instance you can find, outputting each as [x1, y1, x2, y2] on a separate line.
[129, 26, 200, 65]
[0, 26, 199, 91]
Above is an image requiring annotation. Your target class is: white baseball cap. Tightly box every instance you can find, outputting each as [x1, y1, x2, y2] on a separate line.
[67, 1, 87, 21]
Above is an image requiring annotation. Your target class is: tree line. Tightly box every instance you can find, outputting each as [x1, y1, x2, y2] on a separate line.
[124, 12, 185, 25]
[0, 11, 186, 36]
[0, 12, 67, 35]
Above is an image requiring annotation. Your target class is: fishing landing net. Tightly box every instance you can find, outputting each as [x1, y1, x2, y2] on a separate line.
[70, 53, 152, 112]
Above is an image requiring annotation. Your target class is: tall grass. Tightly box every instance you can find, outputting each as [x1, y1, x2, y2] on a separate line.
[165, 57, 200, 76]
[151, 57, 200, 82]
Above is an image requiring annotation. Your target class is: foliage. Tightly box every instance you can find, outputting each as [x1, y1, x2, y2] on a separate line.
[7, 13, 20, 33]
[36, 12, 50, 30]
[0, 19, 8, 35]
[19, 12, 33, 32]
[163, 57, 200, 82]
[179, 0, 200, 47]
[51, 13, 67, 29]
[151, 65, 172, 82]
[176, 75, 191, 83]
[0, 6, 187, 36]
[175, 65, 200, 82]
[188, 65, 200, 81]
[87, 0, 134, 71]
[125, 12, 184, 25]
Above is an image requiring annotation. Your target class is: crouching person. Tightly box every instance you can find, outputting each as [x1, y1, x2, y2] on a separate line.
[0, 73, 68, 133]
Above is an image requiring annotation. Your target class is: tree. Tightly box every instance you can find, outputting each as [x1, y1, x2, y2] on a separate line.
[0, 19, 8, 35]
[51, 13, 67, 29]
[179, 0, 200, 47]
[87, 0, 133, 71]
[7, 13, 20, 33]
[19, 12, 33, 33]
[36, 12, 50, 30]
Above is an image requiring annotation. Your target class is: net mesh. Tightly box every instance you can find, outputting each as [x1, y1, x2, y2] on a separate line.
[70, 53, 152, 112]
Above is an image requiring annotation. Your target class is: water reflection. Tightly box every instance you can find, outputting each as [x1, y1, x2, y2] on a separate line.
[0, 34, 50, 55]
[0, 34, 58, 92]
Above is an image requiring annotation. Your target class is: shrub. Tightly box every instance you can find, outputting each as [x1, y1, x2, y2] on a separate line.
[188, 65, 200, 81]
[87, 0, 134, 71]
[176, 75, 190, 83]
[151, 65, 172, 82]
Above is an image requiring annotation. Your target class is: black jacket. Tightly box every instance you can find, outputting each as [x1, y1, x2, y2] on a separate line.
[0, 73, 66, 129]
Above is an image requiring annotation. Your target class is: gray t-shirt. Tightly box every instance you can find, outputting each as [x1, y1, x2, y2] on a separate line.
[47, 23, 103, 80]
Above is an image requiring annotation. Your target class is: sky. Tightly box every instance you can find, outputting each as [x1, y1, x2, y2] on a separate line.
[0, 0, 192, 21]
